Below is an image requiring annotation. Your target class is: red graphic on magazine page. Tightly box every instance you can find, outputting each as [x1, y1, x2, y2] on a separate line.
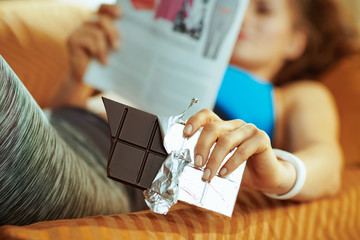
[131, 0, 156, 10]
[203, 0, 239, 59]
[155, 0, 193, 22]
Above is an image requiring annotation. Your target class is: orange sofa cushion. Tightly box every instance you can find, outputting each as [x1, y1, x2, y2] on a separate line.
[321, 54, 360, 166]
[0, 1, 94, 109]
[1, 167, 359, 240]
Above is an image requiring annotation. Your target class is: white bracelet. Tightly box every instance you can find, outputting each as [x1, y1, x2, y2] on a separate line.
[264, 149, 307, 200]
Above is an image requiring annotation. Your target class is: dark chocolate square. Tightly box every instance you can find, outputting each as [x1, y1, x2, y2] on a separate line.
[109, 143, 145, 184]
[150, 124, 167, 154]
[103, 98, 126, 137]
[138, 153, 165, 189]
[119, 108, 156, 148]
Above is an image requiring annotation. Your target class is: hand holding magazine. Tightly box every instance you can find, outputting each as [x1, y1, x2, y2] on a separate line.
[86, 0, 249, 116]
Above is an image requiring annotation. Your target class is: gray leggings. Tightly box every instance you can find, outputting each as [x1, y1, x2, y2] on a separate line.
[0, 56, 131, 226]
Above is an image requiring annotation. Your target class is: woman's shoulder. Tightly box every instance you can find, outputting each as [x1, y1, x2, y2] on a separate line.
[278, 79, 336, 109]
[281, 79, 330, 95]
[273, 79, 340, 149]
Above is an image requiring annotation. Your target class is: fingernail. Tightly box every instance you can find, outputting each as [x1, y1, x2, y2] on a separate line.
[183, 124, 192, 135]
[202, 169, 211, 181]
[194, 155, 202, 167]
[219, 167, 227, 176]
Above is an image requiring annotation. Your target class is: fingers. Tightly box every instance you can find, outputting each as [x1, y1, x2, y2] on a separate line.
[97, 14, 121, 49]
[68, 4, 122, 82]
[68, 15, 120, 64]
[70, 49, 90, 82]
[68, 22, 110, 81]
[219, 128, 271, 178]
[96, 4, 122, 50]
[183, 109, 221, 137]
[72, 24, 108, 64]
[98, 4, 123, 18]
[183, 109, 272, 184]
[194, 119, 246, 168]
[202, 123, 261, 181]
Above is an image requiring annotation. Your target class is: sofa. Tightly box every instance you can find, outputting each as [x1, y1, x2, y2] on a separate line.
[0, 1, 360, 239]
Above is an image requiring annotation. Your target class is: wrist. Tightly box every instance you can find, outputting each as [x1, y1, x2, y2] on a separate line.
[271, 160, 297, 195]
[263, 149, 307, 200]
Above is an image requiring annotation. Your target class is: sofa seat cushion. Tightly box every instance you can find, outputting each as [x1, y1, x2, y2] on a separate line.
[1, 166, 359, 240]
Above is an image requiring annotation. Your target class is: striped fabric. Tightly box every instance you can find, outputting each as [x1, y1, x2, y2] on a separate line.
[1, 167, 359, 240]
[1, 2, 360, 239]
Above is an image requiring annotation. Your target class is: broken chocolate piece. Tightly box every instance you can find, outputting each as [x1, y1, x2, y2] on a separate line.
[103, 97, 168, 190]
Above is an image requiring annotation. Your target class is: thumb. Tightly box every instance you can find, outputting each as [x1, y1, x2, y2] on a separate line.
[98, 4, 123, 18]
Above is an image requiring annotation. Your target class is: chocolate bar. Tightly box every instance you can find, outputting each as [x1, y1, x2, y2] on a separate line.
[103, 97, 168, 190]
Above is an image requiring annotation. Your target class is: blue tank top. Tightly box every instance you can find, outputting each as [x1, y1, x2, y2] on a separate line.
[214, 66, 275, 141]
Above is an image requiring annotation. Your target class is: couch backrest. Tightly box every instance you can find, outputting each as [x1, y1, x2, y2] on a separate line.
[0, 1, 93, 108]
[321, 54, 360, 166]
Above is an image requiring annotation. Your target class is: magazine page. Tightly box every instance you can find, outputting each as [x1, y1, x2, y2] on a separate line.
[85, 0, 249, 117]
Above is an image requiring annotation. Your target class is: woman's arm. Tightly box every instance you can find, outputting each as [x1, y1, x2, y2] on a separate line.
[280, 80, 343, 200]
[183, 109, 298, 197]
[183, 81, 343, 201]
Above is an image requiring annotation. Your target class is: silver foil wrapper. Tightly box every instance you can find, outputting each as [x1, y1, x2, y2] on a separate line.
[143, 98, 197, 214]
[144, 98, 246, 217]
[143, 149, 191, 214]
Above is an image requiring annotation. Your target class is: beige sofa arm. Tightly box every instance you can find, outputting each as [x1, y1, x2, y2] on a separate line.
[0, 1, 93, 108]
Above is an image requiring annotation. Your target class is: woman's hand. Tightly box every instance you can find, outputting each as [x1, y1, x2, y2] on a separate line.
[67, 4, 123, 82]
[183, 109, 296, 195]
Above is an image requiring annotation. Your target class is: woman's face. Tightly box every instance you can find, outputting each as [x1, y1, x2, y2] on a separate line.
[230, 0, 303, 79]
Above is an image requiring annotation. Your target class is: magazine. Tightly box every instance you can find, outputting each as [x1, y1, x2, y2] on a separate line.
[85, 0, 249, 117]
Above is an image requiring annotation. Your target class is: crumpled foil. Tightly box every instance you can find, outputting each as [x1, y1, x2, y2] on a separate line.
[143, 98, 198, 214]
[143, 149, 191, 214]
[144, 98, 246, 217]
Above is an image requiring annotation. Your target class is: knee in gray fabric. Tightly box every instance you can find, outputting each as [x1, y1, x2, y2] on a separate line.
[0, 56, 130, 226]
